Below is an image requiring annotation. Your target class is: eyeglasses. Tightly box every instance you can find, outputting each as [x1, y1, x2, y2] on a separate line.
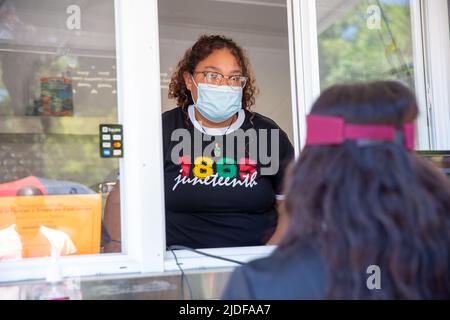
[193, 71, 248, 89]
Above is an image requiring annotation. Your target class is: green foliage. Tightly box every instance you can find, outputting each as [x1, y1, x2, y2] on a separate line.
[40, 134, 119, 188]
[318, 1, 414, 90]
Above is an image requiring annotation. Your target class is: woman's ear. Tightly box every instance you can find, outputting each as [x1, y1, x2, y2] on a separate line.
[183, 72, 193, 91]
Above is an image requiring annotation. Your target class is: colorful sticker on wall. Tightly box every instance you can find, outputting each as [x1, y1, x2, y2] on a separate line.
[39, 77, 74, 116]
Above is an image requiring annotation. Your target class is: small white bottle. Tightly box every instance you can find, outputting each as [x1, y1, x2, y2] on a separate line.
[39, 247, 81, 300]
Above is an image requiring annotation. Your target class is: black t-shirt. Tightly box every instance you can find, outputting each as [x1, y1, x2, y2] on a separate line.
[162, 106, 294, 249]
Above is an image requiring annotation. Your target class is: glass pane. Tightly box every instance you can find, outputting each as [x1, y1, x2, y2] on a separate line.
[0, 0, 121, 260]
[158, 0, 293, 142]
[316, 0, 415, 90]
[417, 151, 450, 178]
[158, 0, 294, 249]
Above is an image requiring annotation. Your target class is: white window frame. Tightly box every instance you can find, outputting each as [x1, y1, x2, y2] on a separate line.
[163, 0, 300, 272]
[0, 0, 166, 283]
[411, 0, 431, 150]
[163, 0, 450, 271]
[3, 0, 450, 284]
[419, 0, 450, 150]
[288, 0, 435, 152]
[288, 0, 320, 151]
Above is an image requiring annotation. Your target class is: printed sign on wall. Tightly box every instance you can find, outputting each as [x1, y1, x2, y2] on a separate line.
[0, 194, 102, 259]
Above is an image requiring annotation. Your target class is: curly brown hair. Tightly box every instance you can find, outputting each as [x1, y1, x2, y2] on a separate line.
[168, 34, 258, 120]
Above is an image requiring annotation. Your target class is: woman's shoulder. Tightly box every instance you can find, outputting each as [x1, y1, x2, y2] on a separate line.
[162, 106, 184, 122]
[222, 242, 326, 300]
[162, 107, 188, 135]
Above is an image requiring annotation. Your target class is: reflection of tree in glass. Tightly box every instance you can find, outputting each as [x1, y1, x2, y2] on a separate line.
[0, 0, 119, 194]
[0, 0, 39, 116]
[318, 0, 414, 90]
[26, 55, 119, 186]
[0, 138, 46, 183]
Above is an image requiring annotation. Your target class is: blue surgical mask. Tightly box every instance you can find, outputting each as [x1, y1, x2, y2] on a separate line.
[192, 80, 242, 123]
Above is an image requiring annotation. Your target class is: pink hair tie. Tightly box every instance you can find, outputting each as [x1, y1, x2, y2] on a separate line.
[306, 115, 415, 151]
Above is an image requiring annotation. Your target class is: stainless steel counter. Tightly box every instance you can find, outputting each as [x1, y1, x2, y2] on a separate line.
[0, 268, 233, 300]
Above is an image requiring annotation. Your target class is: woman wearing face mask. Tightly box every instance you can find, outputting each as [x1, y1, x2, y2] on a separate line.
[102, 34, 294, 251]
[161, 34, 294, 249]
